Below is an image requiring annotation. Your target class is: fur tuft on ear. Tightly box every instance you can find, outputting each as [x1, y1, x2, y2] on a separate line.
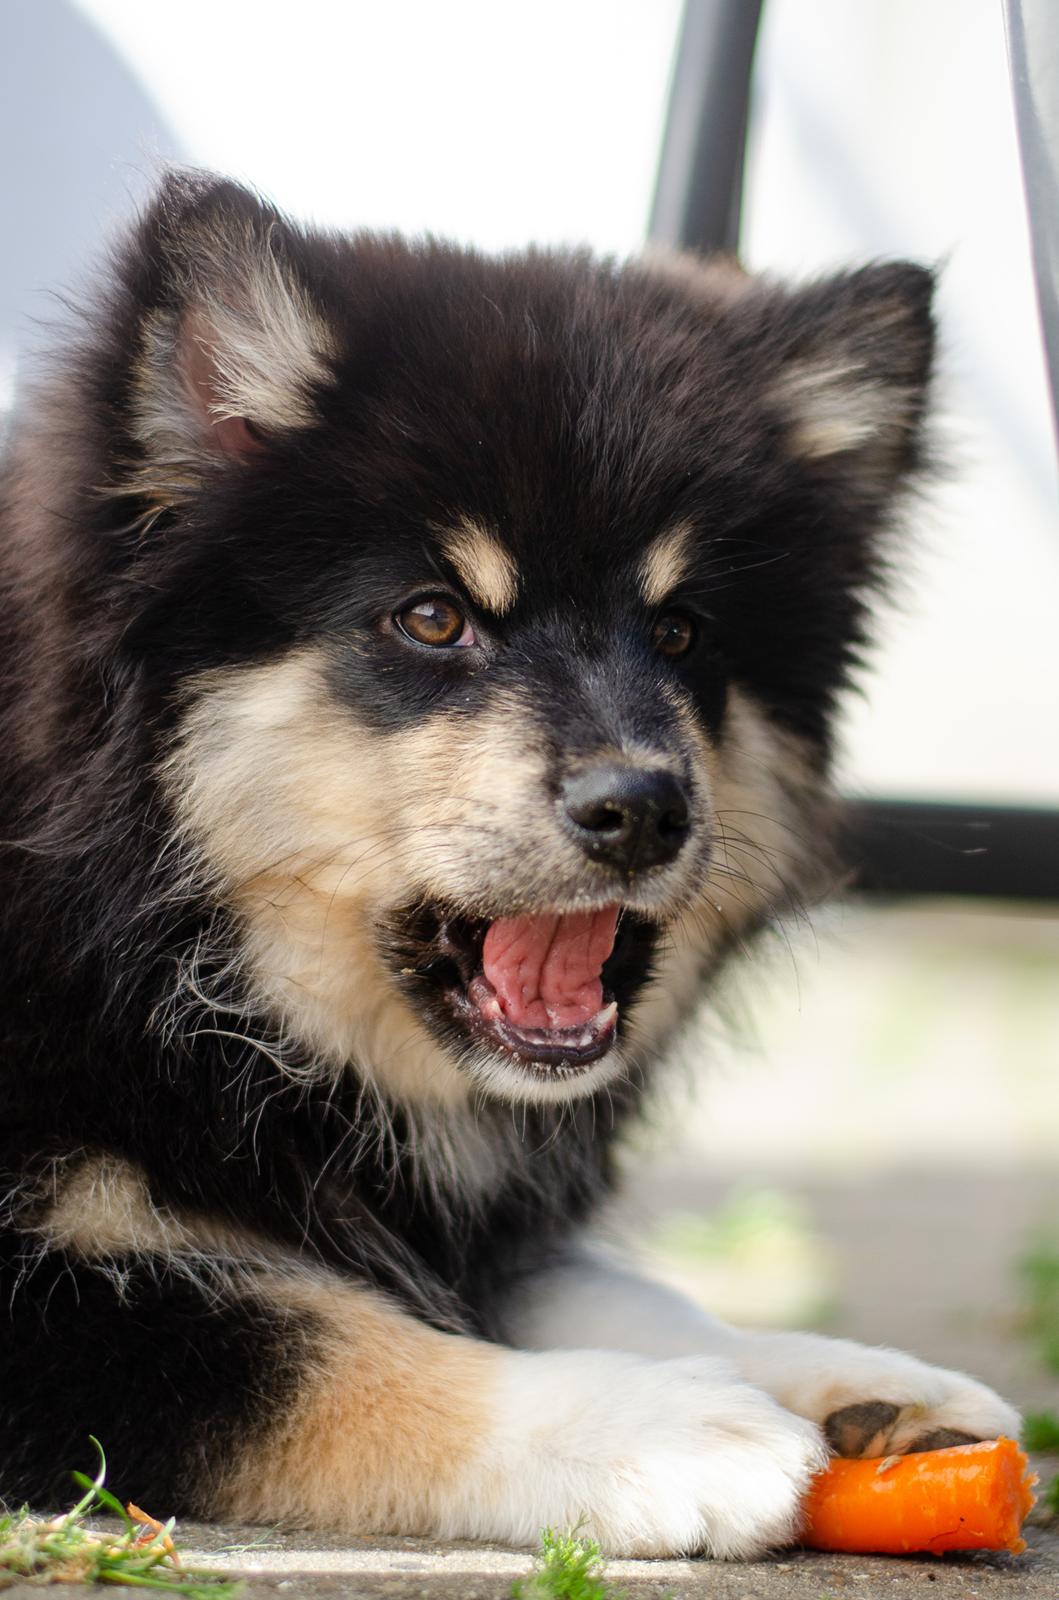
[761, 263, 936, 494]
[121, 173, 337, 502]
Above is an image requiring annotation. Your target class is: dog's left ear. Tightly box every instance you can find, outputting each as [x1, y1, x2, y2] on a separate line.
[750, 263, 936, 501]
[119, 172, 339, 500]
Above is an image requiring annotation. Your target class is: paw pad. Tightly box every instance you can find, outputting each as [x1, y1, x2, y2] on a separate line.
[824, 1400, 900, 1457]
[905, 1427, 980, 1453]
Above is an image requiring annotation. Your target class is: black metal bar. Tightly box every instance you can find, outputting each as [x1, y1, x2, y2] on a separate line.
[648, 0, 763, 254]
[1003, 0, 1059, 455]
[845, 799, 1059, 902]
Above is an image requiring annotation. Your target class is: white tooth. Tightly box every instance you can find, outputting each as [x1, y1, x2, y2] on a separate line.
[578, 1030, 592, 1048]
[592, 1001, 618, 1031]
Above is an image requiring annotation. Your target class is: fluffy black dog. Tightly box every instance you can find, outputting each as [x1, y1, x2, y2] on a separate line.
[0, 173, 1016, 1555]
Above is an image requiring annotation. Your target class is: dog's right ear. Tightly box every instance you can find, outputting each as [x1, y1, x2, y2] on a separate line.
[117, 172, 338, 504]
[755, 262, 936, 503]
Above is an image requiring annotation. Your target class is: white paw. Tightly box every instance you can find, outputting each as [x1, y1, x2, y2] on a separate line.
[465, 1351, 827, 1559]
[755, 1333, 1020, 1457]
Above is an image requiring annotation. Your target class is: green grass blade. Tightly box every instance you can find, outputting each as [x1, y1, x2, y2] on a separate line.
[1023, 1410, 1059, 1452]
[0, 1439, 242, 1596]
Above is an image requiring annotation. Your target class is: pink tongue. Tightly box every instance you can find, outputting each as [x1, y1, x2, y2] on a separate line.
[481, 907, 619, 1031]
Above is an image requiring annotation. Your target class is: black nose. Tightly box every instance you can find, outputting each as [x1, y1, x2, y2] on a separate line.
[561, 764, 691, 873]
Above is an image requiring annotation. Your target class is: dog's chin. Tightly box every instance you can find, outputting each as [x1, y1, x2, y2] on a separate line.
[380, 900, 661, 1102]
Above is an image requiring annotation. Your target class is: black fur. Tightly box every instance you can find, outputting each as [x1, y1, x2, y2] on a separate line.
[0, 173, 933, 1511]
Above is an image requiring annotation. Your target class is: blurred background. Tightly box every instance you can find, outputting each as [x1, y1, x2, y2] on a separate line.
[2, 0, 1057, 1416]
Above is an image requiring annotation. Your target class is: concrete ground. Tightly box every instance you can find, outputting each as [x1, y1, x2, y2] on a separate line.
[138, 1517, 1059, 1600]
[6, 1526, 1058, 1600]
[5, 1163, 1057, 1600]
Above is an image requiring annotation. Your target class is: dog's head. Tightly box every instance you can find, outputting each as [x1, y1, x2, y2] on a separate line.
[65, 175, 933, 1105]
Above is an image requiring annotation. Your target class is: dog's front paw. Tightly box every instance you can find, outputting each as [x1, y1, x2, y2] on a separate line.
[756, 1334, 1020, 1458]
[479, 1351, 827, 1559]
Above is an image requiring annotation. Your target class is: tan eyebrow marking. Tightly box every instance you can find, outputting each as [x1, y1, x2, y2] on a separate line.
[638, 522, 697, 607]
[436, 518, 520, 616]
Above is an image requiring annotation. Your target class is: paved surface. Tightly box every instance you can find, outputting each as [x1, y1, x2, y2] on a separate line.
[3, 1522, 1057, 1600]
[146, 1518, 1059, 1598]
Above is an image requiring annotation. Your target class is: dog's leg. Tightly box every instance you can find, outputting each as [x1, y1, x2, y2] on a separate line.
[0, 1243, 824, 1558]
[502, 1248, 1020, 1456]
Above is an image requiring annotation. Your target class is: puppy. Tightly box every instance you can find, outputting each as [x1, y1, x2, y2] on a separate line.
[0, 173, 1017, 1557]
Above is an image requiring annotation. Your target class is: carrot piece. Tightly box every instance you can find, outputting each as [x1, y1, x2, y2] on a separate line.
[126, 1502, 181, 1563]
[801, 1437, 1037, 1556]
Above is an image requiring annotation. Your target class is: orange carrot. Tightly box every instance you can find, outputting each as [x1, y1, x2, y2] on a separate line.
[801, 1437, 1037, 1556]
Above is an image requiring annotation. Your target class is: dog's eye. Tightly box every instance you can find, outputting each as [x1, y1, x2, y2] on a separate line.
[395, 597, 475, 648]
[651, 611, 696, 659]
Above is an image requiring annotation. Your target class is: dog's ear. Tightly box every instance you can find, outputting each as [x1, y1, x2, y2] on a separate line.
[119, 172, 337, 498]
[748, 263, 936, 501]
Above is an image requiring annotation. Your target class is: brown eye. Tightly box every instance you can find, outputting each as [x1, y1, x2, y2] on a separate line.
[651, 611, 696, 659]
[394, 596, 474, 648]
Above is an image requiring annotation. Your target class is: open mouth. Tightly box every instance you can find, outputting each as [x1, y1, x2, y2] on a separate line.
[384, 902, 659, 1077]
